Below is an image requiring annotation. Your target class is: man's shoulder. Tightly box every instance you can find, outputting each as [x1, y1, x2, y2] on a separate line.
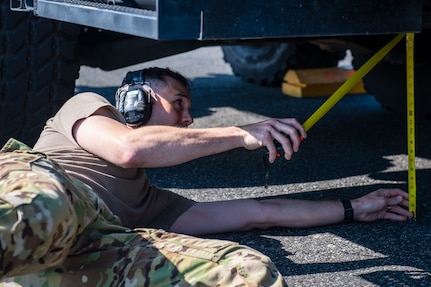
[60, 92, 116, 115]
[64, 92, 125, 124]
[72, 92, 111, 104]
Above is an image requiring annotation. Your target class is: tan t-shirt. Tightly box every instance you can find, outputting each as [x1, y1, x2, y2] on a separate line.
[34, 92, 194, 228]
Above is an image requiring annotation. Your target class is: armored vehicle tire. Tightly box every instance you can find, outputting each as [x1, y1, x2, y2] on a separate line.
[222, 42, 343, 86]
[0, 6, 80, 146]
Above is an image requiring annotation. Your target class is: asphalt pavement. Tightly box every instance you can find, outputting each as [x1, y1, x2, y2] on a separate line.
[76, 47, 431, 287]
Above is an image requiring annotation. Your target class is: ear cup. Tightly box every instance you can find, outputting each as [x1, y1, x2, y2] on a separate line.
[115, 84, 153, 125]
[116, 70, 154, 125]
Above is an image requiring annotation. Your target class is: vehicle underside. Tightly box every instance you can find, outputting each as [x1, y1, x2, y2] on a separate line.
[1, 0, 430, 145]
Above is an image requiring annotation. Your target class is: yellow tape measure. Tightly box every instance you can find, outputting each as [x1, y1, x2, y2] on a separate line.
[301, 33, 417, 216]
[406, 33, 417, 216]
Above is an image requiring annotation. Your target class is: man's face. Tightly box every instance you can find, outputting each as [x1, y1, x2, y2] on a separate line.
[144, 76, 193, 128]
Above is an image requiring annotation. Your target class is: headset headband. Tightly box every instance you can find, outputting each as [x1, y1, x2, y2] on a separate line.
[122, 70, 145, 85]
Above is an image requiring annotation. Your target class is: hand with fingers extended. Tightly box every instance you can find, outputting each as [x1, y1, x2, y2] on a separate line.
[351, 188, 414, 222]
[239, 118, 307, 163]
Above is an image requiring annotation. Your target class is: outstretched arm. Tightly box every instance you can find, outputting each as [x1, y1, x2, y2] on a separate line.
[170, 188, 413, 235]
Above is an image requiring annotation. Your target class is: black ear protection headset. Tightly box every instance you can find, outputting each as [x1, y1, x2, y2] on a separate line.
[115, 70, 154, 126]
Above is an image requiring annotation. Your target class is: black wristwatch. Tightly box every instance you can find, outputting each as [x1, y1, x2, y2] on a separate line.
[340, 199, 354, 223]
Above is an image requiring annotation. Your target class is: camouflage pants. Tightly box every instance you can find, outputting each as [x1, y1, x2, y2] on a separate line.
[0, 139, 287, 287]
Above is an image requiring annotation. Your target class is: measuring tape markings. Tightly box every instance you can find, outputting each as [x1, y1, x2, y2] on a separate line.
[406, 33, 417, 216]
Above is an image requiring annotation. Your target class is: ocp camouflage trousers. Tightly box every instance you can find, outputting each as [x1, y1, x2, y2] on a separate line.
[0, 139, 287, 287]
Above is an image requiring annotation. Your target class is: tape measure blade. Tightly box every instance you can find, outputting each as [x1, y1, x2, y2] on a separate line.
[406, 33, 417, 216]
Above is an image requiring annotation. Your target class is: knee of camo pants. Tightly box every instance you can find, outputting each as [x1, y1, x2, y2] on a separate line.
[129, 229, 288, 287]
[0, 157, 78, 279]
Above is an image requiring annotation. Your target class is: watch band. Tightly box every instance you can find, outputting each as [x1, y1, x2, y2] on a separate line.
[340, 199, 354, 223]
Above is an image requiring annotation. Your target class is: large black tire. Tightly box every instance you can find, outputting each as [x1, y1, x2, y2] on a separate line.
[0, 3, 81, 146]
[351, 31, 431, 120]
[222, 42, 343, 86]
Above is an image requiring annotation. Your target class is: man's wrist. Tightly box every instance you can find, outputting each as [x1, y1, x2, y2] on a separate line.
[340, 199, 354, 223]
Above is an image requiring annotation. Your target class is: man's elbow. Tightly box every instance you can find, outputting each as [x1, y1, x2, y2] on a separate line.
[116, 151, 138, 168]
[110, 139, 141, 168]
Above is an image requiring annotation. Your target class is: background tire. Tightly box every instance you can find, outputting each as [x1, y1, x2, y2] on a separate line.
[351, 31, 431, 120]
[0, 3, 81, 146]
[222, 42, 343, 86]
